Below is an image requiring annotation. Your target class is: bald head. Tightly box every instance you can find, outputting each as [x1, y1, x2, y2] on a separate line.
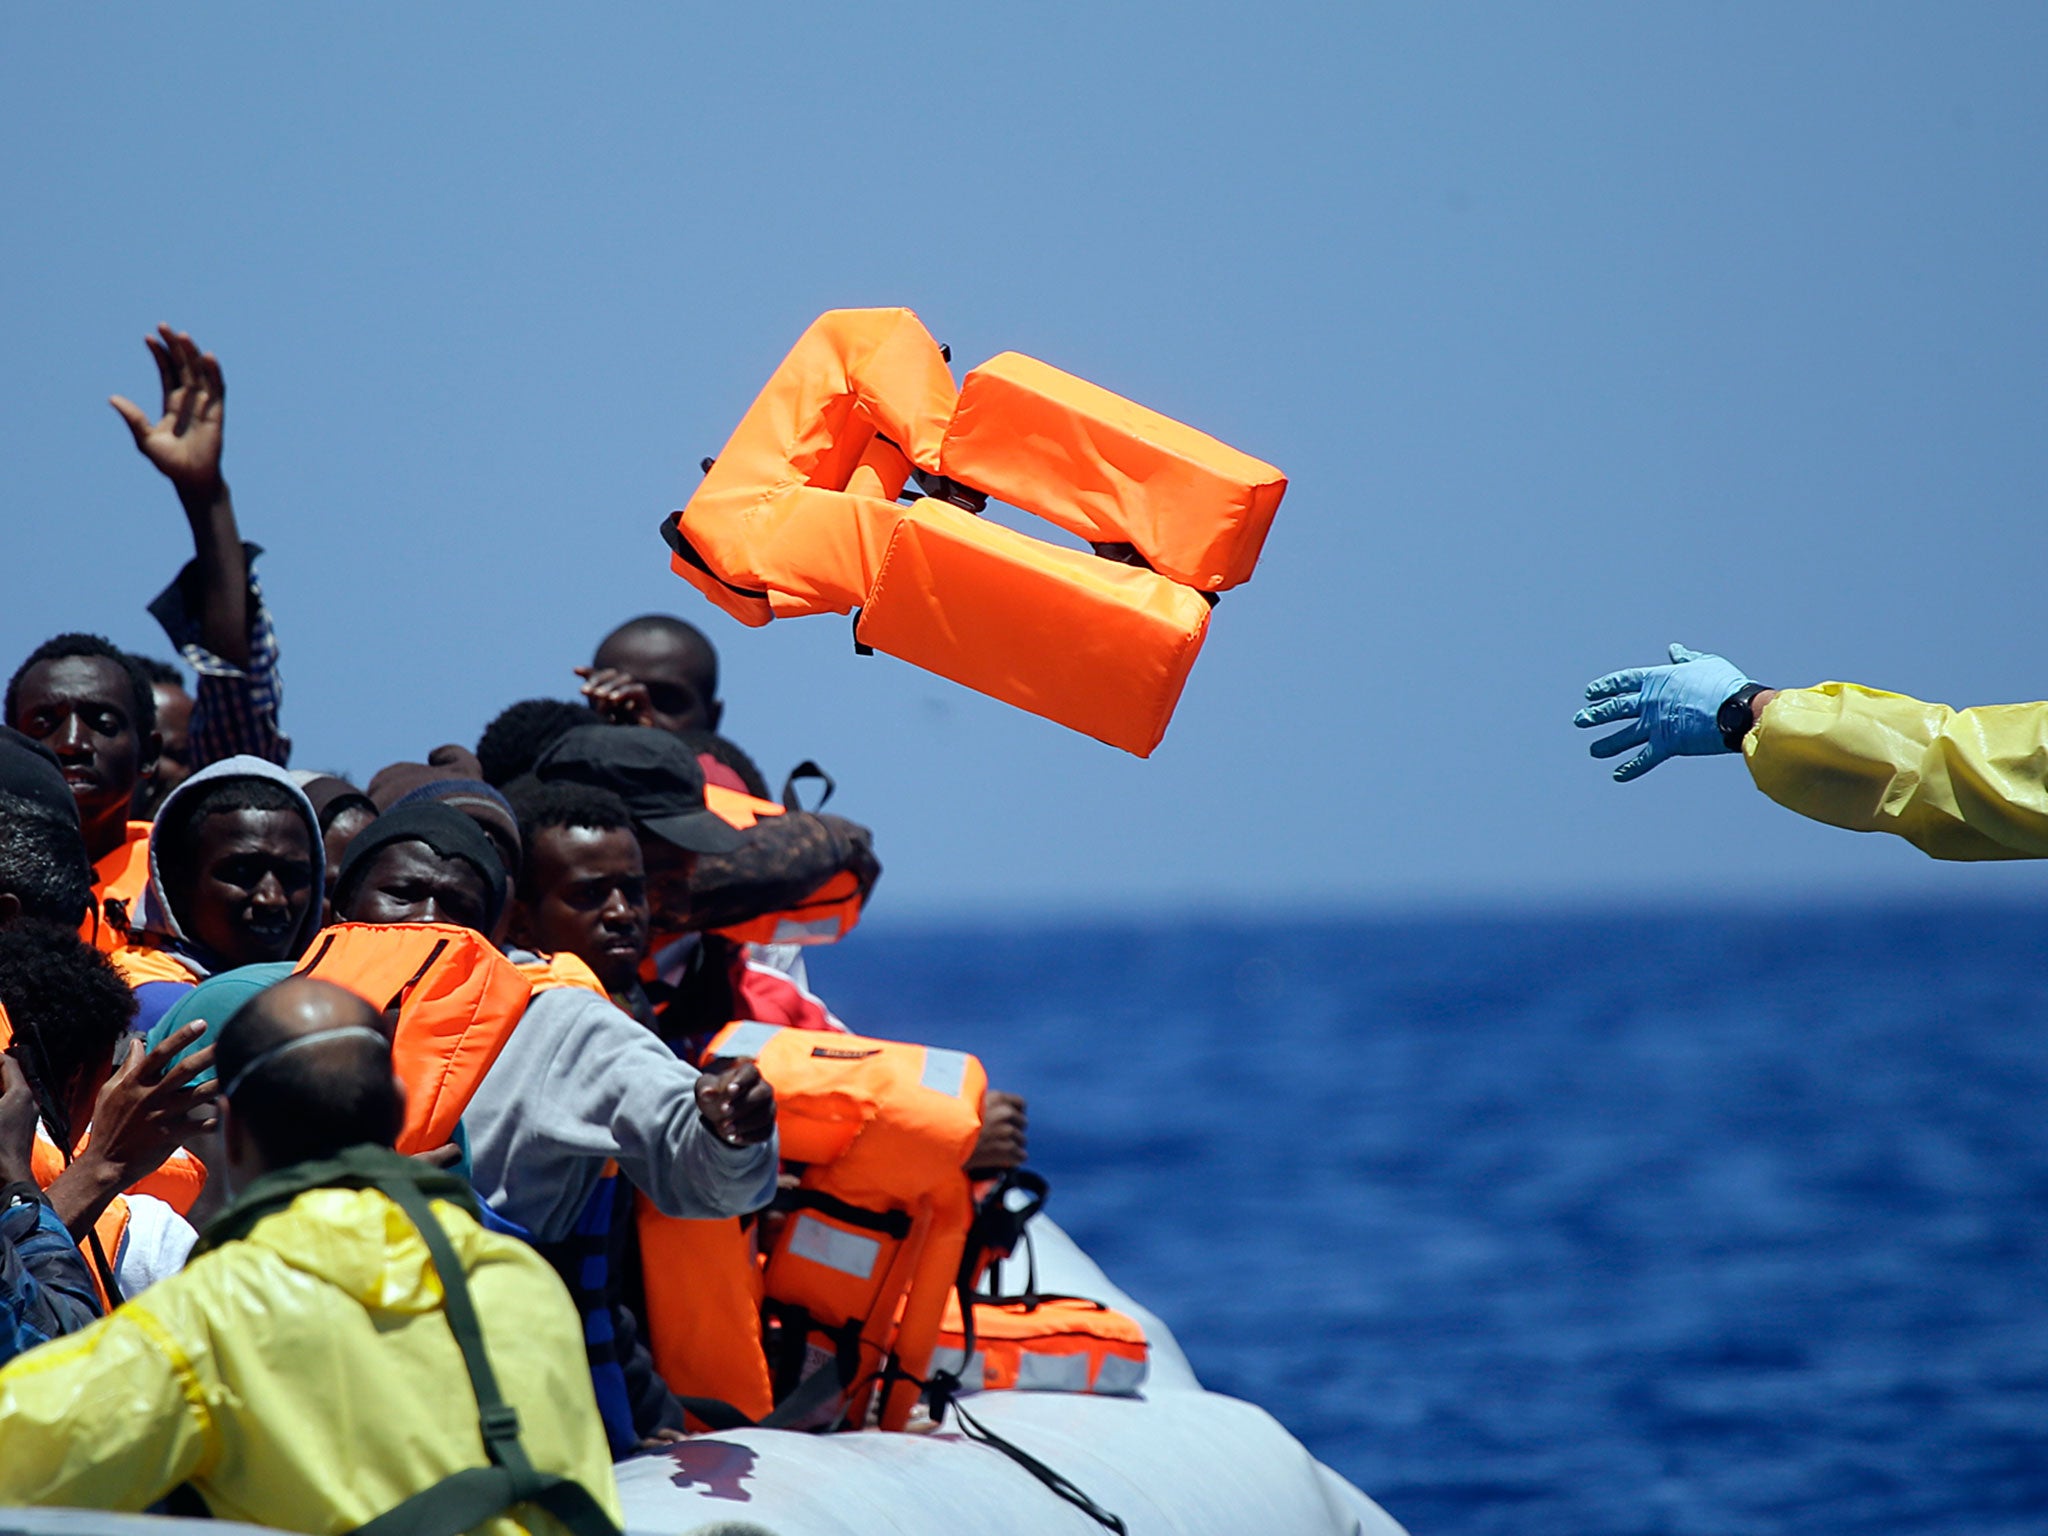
[593, 615, 721, 735]
[216, 977, 404, 1179]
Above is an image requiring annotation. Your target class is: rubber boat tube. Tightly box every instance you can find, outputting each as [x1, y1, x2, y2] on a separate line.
[616, 1215, 1408, 1536]
[0, 1220, 1406, 1536]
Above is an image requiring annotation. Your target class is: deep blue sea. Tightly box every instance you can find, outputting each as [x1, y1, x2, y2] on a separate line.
[817, 902, 2048, 1536]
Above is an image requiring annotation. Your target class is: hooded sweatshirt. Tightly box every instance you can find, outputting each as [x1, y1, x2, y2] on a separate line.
[0, 1182, 620, 1529]
[121, 756, 325, 1040]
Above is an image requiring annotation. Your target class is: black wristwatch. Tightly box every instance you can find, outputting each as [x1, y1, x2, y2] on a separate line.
[1718, 683, 1769, 751]
[0, 1180, 45, 1220]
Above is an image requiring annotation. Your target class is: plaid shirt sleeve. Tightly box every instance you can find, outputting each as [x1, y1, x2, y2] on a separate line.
[0, 1188, 101, 1365]
[147, 543, 292, 769]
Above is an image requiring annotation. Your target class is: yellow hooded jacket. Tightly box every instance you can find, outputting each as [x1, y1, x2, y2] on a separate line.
[1747, 682, 2048, 860]
[0, 1185, 622, 1535]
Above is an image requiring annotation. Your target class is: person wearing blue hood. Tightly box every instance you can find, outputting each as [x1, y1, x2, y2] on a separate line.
[113, 755, 324, 1040]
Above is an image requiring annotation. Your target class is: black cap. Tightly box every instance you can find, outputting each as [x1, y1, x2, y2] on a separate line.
[0, 727, 79, 826]
[533, 725, 747, 855]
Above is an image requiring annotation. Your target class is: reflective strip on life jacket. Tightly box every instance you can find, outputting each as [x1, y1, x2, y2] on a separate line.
[293, 922, 532, 1155]
[931, 1291, 1149, 1398]
[664, 308, 1286, 757]
[703, 1019, 987, 1432]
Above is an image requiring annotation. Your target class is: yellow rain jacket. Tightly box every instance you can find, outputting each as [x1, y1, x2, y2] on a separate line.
[1747, 682, 2048, 860]
[0, 1185, 622, 1535]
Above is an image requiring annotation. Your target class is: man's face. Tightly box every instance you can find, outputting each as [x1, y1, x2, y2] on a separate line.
[10, 657, 157, 829]
[175, 808, 317, 966]
[342, 841, 491, 933]
[321, 806, 379, 903]
[636, 833, 699, 935]
[151, 683, 194, 800]
[595, 632, 720, 735]
[517, 824, 650, 990]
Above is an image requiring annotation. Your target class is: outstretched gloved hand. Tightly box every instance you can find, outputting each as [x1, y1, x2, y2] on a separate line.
[1576, 644, 1753, 782]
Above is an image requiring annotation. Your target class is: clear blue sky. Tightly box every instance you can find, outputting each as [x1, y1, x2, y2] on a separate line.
[6, 5, 2047, 920]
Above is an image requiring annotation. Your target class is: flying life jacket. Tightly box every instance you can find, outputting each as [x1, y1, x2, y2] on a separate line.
[661, 308, 1288, 757]
[684, 1019, 987, 1433]
[292, 923, 532, 1155]
[701, 784, 866, 947]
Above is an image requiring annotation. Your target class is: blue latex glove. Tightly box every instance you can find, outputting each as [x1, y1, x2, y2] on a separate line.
[1576, 643, 1753, 782]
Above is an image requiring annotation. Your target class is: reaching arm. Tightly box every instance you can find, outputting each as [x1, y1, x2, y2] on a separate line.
[112, 328, 247, 667]
[0, 1291, 211, 1508]
[1576, 644, 2048, 861]
[1745, 682, 2048, 860]
[115, 327, 290, 767]
[0, 1059, 99, 1362]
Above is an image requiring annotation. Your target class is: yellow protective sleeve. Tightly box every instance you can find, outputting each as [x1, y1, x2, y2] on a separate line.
[1745, 681, 2048, 860]
[0, 1298, 213, 1510]
[0, 1190, 622, 1535]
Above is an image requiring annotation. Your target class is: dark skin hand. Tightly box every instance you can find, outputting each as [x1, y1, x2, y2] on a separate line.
[111, 326, 250, 668]
[10, 656, 160, 865]
[694, 1061, 776, 1147]
[0, 1053, 40, 1189]
[45, 1022, 218, 1240]
[581, 627, 721, 735]
[969, 1090, 1028, 1176]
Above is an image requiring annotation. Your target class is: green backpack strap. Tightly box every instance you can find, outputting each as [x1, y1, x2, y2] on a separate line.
[347, 1172, 620, 1536]
[197, 1145, 619, 1536]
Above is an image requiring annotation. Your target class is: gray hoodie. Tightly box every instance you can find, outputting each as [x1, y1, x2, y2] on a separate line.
[463, 949, 778, 1243]
[137, 755, 326, 979]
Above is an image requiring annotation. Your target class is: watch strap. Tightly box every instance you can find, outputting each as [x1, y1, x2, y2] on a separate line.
[1718, 683, 1769, 751]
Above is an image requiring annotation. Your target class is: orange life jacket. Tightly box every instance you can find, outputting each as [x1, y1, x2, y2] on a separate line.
[701, 784, 865, 947]
[0, 1000, 129, 1307]
[930, 1291, 1149, 1397]
[662, 307, 1286, 756]
[104, 940, 199, 990]
[291, 922, 532, 1155]
[84, 822, 154, 952]
[511, 948, 609, 996]
[688, 1019, 987, 1432]
[635, 1200, 775, 1427]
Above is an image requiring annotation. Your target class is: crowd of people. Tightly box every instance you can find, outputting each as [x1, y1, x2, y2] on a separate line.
[0, 329, 1027, 1530]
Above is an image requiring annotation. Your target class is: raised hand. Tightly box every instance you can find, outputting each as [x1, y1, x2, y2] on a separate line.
[1576, 643, 1754, 782]
[110, 326, 226, 495]
[573, 666, 656, 727]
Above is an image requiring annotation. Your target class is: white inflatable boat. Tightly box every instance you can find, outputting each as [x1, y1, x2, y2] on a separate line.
[615, 1216, 1408, 1536]
[0, 1221, 1405, 1536]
